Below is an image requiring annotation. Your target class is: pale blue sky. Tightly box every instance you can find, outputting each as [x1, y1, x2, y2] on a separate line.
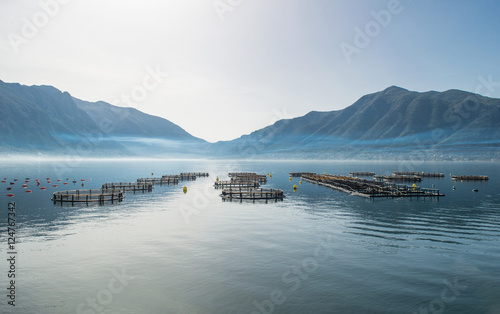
[1, 0, 499, 142]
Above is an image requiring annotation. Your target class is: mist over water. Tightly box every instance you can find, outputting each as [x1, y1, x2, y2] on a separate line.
[0, 159, 499, 313]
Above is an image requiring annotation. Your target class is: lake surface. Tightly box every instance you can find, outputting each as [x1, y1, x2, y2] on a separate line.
[0, 159, 499, 314]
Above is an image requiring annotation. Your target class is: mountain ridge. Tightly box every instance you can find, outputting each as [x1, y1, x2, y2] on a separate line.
[1, 80, 499, 160]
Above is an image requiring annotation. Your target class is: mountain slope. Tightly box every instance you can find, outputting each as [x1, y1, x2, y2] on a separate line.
[73, 98, 204, 142]
[0, 80, 205, 156]
[213, 86, 500, 159]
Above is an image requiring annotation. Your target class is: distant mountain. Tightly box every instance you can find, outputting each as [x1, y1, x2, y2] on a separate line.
[2, 79, 499, 160]
[212, 86, 500, 160]
[0, 80, 205, 156]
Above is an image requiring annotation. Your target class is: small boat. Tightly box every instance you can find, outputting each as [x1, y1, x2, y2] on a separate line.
[7, 193, 14, 197]
[25, 190, 32, 193]
[472, 189, 479, 192]
[40, 187, 47, 190]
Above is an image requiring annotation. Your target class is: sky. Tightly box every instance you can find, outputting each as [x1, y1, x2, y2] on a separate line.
[1, 0, 500, 142]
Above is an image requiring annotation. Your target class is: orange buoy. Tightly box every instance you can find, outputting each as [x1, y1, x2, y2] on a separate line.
[81, 183, 84, 187]
[57, 179, 61, 182]
[7, 193, 15, 197]
[52, 184, 58, 187]
[40, 187, 47, 190]
[25, 190, 32, 193]
[63, 182, 69, 185]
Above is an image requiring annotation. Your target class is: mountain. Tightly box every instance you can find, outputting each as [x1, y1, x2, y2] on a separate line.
[212, 86, 500, 160]
[0, 80, 205, 156]
[2, 80, 499, 160]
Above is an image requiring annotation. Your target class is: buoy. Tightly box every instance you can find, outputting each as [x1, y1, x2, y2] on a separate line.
[81, 179, 85, 182]
[1, 180, 5, 183]
[14, 179, 18, 181]
[57, 179, 61, 182]
[7, 193, 14, 197]
[269, 174, 272, 178]
[53, 184, 58, 187]
[25, 180, 30, 183]
[26, 190, 32, 193]
[40, 187, 47, 190]
[267, 172, 270, 176]
[73, 180, 77, 183]
[47, 181, 51, 184]
[293, 184, 297, 192]
[183, 186, 187, 194]
[453, 186, 456, 190]
[152, 172, 154, 176]
[10, 182, 15, 185]
[22, 184, 28, 188]
[216, 176, 219, 182]
[47, 178, 50, 180]
[472, 189, 479, 192]
[299, 180, 302, 184]
[7, 187, 12, 191]
[324, 172, 326, 175]
[81, 183, 84, 187]
[412, 183, 417, 190]
[63, 182, 69, 185]
[289, 177, 292, 181]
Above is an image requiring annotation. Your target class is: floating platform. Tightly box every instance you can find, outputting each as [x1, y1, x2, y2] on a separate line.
[374, 175, 422, 182]
[349, 172, 375, 177]
[138, 177, 179, 185]
[178, 174, 197, 181]
[214, 180, 260, 189]
[393, 171, 444, 178]
[180, 172, 209, 177]
[302, 174, 443, 199]
[102, 182, 153, 192]
[290, 172, 316, 177]
[452, 175, 489, 181]
[228, 172, 257, 178]
[231, 174, 267, 184]
[52, 189, 124, 204]
[220, 188, 285, 201]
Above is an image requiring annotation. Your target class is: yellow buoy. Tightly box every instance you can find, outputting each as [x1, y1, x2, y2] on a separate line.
[299, 180, 302, 184]
[289, 177, 292, 181]
[216, 176, 219, 182]
[183, 186, 187, 194]
[293, 184, 297, 192]
[152, 172, 154, 176]
[81, 183, 84, 187]
[267, 172, 270, 176]
[269, 174, 272, 178]
[412, 183, 416, 190]
[324, 172, 326, 175]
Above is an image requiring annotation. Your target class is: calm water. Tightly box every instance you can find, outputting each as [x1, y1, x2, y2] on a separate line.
[0, 159, 499, 314]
